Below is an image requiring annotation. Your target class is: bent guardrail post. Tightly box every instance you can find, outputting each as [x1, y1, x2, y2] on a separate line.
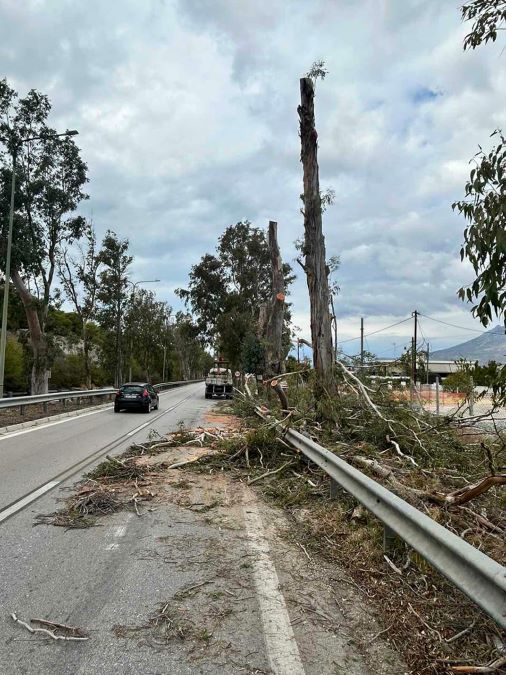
[285, 427, 506, 628]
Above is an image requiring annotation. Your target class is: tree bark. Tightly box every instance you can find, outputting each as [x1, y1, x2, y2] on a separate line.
[115, 292, 122, 387]
[298, 77, 334, 384]
[261, 221, 286, 378]
[83, 325, 91, 389]
[11, 270, 49, 394]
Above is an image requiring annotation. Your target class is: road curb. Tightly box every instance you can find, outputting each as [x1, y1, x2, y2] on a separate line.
[0, 401, 111, 436]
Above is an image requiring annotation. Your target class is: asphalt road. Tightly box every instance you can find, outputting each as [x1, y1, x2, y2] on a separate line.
[0, 382, 404, 674]
[0, 382, 251, 674]
[0, 383, 204, 517]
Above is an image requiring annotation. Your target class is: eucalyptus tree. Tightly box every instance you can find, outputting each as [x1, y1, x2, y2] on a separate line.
[453, 2, 506, 402]
[124, 288, 171, 381]
[0, 79, 88, 392]
[177, 220, 294, 369]
[171, 312, 213, 380]
[58, 221, 102, 388]
[96, 231, 132, 387]
[461, 0, 506, 50]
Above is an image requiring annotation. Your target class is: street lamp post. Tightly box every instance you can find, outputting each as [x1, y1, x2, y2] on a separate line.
[0, 129, 78, 398]
[126, 278, 160, 382]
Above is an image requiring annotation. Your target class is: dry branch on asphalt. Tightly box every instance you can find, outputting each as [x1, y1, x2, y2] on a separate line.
[11, 613, 89, 641]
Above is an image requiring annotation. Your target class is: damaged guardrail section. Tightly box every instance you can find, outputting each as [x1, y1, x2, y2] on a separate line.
[284, 427, 506, 629]
[0, 380, 202, 410]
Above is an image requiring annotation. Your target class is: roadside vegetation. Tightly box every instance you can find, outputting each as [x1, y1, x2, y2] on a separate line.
[190, 376, 505, 675]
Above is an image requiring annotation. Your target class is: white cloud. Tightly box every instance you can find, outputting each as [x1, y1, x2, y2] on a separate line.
[0, 0, 503, 353]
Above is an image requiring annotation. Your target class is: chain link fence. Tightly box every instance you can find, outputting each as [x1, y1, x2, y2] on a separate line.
[412, 380, 506, 427]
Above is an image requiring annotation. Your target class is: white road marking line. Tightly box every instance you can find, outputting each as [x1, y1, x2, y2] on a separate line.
[126, 420, 151, 437]
[125, 398, 192, 437]
[242, 495, 305, 675]
[0, 480, 60, 523]
[114, 524, 127, 538]
[0, 407, 108, 442]
[105, 521, 129, 550]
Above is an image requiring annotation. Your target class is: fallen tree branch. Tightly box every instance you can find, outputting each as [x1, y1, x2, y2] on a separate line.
[437, 474, 506, 506]
[263, 369, 310, 385]
[444, 619, 477, 644]
[166, 454, 215, 470]
[11, 613, 89, 641]
[271, 381, 289, 411]
[31, 618, 89, 638]
[351, 455, 393, 479]
[248, 460, 294, 485]
[449, 656, 506, 673]
[387, 434, 418, 467]
[335, 359, 427, 460]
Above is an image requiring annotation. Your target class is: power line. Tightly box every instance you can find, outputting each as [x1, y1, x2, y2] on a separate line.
[419, 313, 505, 335]
[336, 316, 412, 345]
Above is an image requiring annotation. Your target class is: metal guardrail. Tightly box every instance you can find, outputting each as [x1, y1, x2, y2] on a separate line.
[0, 380, 203, 411]
[154, 379, 202, 392]
[284, 427, 506, 628]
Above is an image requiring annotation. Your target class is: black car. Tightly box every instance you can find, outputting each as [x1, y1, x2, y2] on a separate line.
[114, 382, 159, 413]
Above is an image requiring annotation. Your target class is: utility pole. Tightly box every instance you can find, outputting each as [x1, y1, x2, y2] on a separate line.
[360, 317, 364, 367]
[410, 337, 415, 403]
[426, 342, 430, 384]
[412, 310, 418, 385]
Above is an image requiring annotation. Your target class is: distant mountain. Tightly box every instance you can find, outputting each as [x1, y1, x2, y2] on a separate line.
[430, 325, 506, 364]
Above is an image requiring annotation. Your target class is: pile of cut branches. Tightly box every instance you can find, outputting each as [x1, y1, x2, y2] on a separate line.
[37, 424, 243, 529]
[192, 370, 506, 674]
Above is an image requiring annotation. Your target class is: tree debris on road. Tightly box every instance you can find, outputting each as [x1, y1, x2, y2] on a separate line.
[11, 613, 89, 641]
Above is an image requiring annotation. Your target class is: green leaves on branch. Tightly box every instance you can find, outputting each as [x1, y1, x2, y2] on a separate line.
[453, 130, 506, 328]
[461, 0, 506, 51]
[176, 221, 294, 367]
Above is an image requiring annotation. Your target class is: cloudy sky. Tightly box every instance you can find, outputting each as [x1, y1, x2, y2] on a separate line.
[1, 0, 504, 358]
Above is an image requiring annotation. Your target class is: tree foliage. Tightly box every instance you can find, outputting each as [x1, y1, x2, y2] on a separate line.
[177, 221, 294, 368]
[97, 231, 132, 386]
[453, 131, 506, 328]
[58, 221, 102, 387]
[0, 78, 88, 392]
[5, 335, 26, 391]
[124, 288, 170, 381]
[462, 0, 506, 50]
[171, 312, 213, 380]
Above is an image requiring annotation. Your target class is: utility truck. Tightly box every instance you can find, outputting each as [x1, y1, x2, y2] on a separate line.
[205, 359, 233, 399]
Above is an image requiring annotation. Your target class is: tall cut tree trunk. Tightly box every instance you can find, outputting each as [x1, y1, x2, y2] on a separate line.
[262, 221, 286, 378]
[298, 77, 334, 383]
[11, 270, 49, 394]
[83, 326, 91, 389]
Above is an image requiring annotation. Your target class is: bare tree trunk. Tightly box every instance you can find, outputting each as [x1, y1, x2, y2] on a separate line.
[262, 221, 286, 378]
[11, 270, 49, 394]
[298, 77, 334, 383]
[83, 325, 92, 389]
[115, 294, 122, 387]
[330, 293, 338, 360]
